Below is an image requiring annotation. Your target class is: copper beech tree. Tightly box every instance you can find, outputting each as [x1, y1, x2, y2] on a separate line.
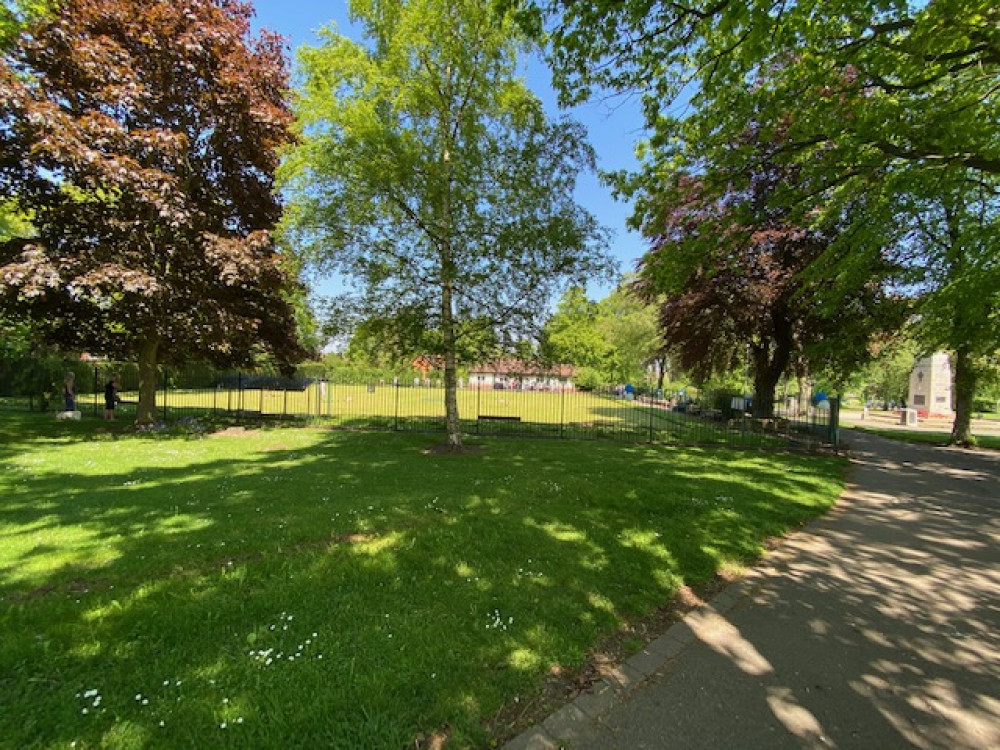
[633, 135, 898, 419]
[0, 0, 306, 423]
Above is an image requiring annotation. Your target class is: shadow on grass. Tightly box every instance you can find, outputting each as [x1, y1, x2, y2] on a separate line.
[0, 413, 845, 747]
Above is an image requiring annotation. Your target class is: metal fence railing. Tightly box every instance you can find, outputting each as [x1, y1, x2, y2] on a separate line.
[0, 364, 839, 449]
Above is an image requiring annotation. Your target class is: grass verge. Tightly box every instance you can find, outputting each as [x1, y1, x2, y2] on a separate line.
[0, 412, 844, 748]
[846, 425, 1000, 450]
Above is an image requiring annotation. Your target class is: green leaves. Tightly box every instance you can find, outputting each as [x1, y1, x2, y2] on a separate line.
[1, 0, 305, 397]
[282, 1, 613, 355]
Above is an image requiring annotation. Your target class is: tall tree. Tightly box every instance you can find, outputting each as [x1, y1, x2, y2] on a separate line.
[897, 169, 1000, 444]
[281, 0, 612, 448]
[632, 132, 899, 418]
[0, 0, 305, 424]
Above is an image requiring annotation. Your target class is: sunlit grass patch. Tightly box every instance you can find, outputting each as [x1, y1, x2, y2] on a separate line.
[847, 425, 1000, 450]
[0, 412, 844, 747]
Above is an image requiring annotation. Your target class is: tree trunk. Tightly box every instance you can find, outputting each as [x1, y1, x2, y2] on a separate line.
[951, 347, 976, 446]
[655, 355, 667, 392]
[441, 277, 463, 448]
[436, 79, 462, 449]
[751, 313, 794, 419]
[796, 374, 810, 415]
[136, 336, 159, 425]
[751, 344, 782, 419]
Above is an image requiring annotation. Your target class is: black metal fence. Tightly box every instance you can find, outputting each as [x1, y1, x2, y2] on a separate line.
[0, 363, 839, 449]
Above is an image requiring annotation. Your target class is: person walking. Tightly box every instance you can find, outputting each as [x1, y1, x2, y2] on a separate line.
[104, 373, 121, 421]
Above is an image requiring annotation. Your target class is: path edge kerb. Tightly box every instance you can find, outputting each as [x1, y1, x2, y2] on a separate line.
[504, 451, 860, 750]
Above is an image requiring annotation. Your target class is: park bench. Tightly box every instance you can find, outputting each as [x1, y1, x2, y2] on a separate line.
[477, 415, 521, 422]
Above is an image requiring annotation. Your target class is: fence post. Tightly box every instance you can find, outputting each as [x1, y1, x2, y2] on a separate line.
[394, 378, 400, 431]
[560, 386, 566, 439]
[741, 400, 747, 445]
[648, 393, 654, 442]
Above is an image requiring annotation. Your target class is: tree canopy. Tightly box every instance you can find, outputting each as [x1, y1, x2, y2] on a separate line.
[542, 285, 660, 388]
[0, 0, 306, 423]
[631, 126, 902, 417]
[530, 0, 998, 178]
[527, 0, 998, 441]
[281, 0, 613, 447]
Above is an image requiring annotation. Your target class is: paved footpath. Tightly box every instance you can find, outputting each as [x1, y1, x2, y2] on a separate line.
[506, 430, 1000, 749]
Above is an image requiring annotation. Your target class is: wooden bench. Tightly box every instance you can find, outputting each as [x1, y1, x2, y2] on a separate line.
[477, 415, 522, 422]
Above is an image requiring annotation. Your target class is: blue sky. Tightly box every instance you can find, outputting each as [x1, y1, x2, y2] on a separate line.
[250, 0, 649, 301]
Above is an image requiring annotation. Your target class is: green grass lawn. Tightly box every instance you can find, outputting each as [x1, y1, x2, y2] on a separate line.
[845, 425, 1000, 450]
[0, 412, 845, 748]
[68, 384, 806, 447]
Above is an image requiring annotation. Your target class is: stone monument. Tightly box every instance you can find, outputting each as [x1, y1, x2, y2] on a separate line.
[908, 352, 953, 417]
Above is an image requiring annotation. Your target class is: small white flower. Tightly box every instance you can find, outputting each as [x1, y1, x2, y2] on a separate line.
[220, 722, 228, 729]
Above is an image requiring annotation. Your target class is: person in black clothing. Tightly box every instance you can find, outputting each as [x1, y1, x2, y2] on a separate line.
[104, 374, 121, 421]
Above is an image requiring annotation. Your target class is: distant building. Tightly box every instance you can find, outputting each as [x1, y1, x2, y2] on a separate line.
[468, 359, 575, 391]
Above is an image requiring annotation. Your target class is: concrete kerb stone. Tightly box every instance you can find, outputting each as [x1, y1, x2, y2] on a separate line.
[643, 629, 690, 664]
[572, 679, 620, 719]
[541, 703, 590, 743]
[707, 587, 741, 614]
[599, 661, 645, 693]
[503, 726, 560, 750]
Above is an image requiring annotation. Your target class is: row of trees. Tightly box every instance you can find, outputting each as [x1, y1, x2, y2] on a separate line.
[519, 0, 999, 443]
[0, 0, 613, 444]
[3, 0, 996, 445]
[541, 285, 661, 389]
